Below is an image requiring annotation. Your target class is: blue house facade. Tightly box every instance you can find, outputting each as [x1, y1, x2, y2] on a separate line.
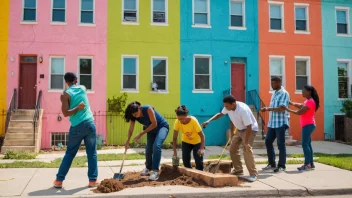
[180, 0, 259, 145]
[322, 0, 352, 140]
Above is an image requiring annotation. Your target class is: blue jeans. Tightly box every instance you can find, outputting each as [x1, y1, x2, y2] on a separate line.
[302, 124, 316, 166]
[145, 127, 169, 171]
[265, 125, 288, 168]
[182, 142, 203, 171]
[56, 119, 98, 182]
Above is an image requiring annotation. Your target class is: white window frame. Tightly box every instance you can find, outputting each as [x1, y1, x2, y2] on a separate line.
[193, 54, 213, 93]
[51, 0, 67, 25]
[151, 56, 168, 93]
[269, 55, 285, 93]
[337, 59, 352, 100]
[294, 3, 310, 34]
[268, 1, 285, 33]
[77, 56, 94, 92]
[229, 0, 246, 30]
[79, 0, 96, 27]
[121, 55, 139, 93]
[294, 56, 311, 93]
[122, 0, 139, 25]
[21, 0, 38, 24]
[151, 0, 168, 26]
[49, 56, 65, 91]
[335, 7, 350, 36]
[192, 0, 211, 28]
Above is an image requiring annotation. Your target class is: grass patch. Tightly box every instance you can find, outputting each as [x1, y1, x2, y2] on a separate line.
[96, 153, 145, 161]
[3, 150, 38, 160]
[316, 154, 352, 171]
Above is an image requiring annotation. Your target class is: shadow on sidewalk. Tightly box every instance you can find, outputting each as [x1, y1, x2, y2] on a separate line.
[27, 187, 87, 196]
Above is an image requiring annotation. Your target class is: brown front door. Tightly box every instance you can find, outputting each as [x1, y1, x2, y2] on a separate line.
[19, 61, 37, 109]
[231, 63, 245, 102]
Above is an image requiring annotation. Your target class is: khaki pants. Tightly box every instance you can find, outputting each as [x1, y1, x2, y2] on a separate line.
[229, 130, 258, 175]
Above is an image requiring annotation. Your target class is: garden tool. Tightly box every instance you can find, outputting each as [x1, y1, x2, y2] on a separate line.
[172, 156, 180, 166]
[113, 149, 127, 180]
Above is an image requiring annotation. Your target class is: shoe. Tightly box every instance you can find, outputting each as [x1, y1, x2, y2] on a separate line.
[149, 171, 160, 181]
[273, 167, 286, 173]
[247, 175, 257, 182]
[297, 165, 312, 171]
[88, 181, 100, 188]
[53, 180, 63, 189]
[262, 164, 276, 171]
[311, 163, 315, 170]
[141, 168, 150, 176]
[230, 169, 244, 176]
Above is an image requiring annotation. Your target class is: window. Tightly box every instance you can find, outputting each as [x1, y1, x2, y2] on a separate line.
[78, 57, 93, 90]
[269, 56, 285, 90]
[52, 0, 66, 23]
[336, 8, 349, 35]
[51, 132, 69, 146]
[122, 56, 138, 91]
[151, 57, 167, 91]
[294, 4, 309, 32]
[230, 0, 245, 29]
[338, 61, 351, 99]
[295, 57, 310, 92]
[123, 0, 138, 23]
[50, 57, 65, 90]
[23, 0, 36, 22]
[269, 2, 284, 31]
[80, 0, 94, 24]
[193, 0, 210, 27]
[194, 55, 212, 91]
[152, 0, 167, 24]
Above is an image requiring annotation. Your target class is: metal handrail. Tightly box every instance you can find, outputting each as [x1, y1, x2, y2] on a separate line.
[247, 90, 268, 140]
[33, 90, 42, 145]
[4, 89, 17, 138]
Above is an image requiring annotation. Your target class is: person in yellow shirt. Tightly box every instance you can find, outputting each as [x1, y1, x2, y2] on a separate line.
[173, 105, 205, 171]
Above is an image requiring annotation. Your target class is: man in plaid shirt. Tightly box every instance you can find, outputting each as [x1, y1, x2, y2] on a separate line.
[261, 76, 290, 173]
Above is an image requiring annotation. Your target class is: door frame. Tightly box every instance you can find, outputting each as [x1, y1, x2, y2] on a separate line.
[229, 61, 246, 102]
[18, 55, 38, 109]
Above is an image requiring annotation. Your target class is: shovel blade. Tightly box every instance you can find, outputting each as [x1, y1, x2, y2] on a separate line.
[113, 173, 125, 180]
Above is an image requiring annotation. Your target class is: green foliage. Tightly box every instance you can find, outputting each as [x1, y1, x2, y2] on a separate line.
[341, 99, 352, 118]
[107, 93, 128, 115]
[3, 150, 37, 160]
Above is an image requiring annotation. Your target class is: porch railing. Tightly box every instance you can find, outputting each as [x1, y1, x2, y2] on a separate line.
[247, 90, 268, 139]
[0, 89, 17, 152]
[33, 90, 42, 145]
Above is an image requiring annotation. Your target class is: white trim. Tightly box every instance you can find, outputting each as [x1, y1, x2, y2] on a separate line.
[122, 0, 139, 25]
[49, 56, 66, 91]
[151, 56, 168, 92]
[294, 56, 311, 92]
[337, 59, 352, 100]
[150, 0, 168, 26]
[121, 55, 139, 92]
[192, 0, 211, 27]
[294, 3, 310, 34]
[229, 26, 247, 30]
[229, 0, 246, 30]
[77, 56, 94, 91]
[51, 0, 66, 23]
[335, 7, 350, 36]
[192, 90, 214, 94]
[193, 54, 212, 93]
[150, 91, 169, 94]
[79, 0, 95, 25]
[22, 0, 38, 23]
[268, 1, 285, 32]
[269, 55, 286, 90]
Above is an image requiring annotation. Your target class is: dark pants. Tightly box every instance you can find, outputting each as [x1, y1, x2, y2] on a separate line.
[145, 127, 169, 171]
[182, 142, 203, 171]
[56, 119, 98, 182]
[302, 124, 316, 166]
[265, 125, 288, 168]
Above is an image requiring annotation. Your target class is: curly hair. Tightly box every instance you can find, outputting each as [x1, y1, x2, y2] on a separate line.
[175, 105, 189, 116]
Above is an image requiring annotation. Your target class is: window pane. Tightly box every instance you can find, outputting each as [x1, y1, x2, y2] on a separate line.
[153, 76, 166, 90]
[231, 15, 243, 27]
[195, 75, 210, 89]
[296, 20, 306, 31]
[194, 13, 207, 24]
[231, 2, 242, 15]
[51, 58, 64, 74]
[124, 11, 137, 21]
[24, 0, 36, 8]
[270, 59, 282, 75]
[337, 24, 348, 34]
[53, 0, 65, 9]
[338, 63, 348, 76]
[21, 56, 37, 63]
[53, 10, 65, 22]
[80, 75, 92, 90]
[81, 11, 93, 23]
[270, 19, 282, 30]
[124, 0, 136, 10]
[337, 11, 347, 24]
[153, 60, 166, 75]
[123, 58, 137, 74]
[123, 75, 136, 89]
[51, 75, 64, 89]
[338, 77, 348, 98]
[154, 0, 165, 11]
[153, 12, 165, 22]
[195, 58, 209, 74]
[295, 7, 306, 20]
[194, 0, 207, 13]
[24, 9, 36, 21]
[270, 5, 281, 18]
[296, 61, 307, 75]
[81, 0, 93, 10]
[80, 59, 92, 74]
[296, 76, 308, 90]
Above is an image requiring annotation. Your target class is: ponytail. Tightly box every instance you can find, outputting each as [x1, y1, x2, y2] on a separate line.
[304, 85, 320, 112]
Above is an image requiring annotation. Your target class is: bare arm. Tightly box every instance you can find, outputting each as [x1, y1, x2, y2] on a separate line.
[286, 106, 308, 115]
[60, 93, 84, 117]
[290, 101, 304, 109]
[126, 121, 136, 144]
[202, 113, 225, 127]
[173, 130, 179, 155]
[268, 106, 286, 112]
[140, 108, 158, 136]
[198, 131, 205, 150]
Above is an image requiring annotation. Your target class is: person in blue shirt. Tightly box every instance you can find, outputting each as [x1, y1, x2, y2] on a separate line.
[124, 101, 169, 181]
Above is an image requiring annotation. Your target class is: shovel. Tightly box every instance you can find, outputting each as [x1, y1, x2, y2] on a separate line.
[113, 149, 127, 180]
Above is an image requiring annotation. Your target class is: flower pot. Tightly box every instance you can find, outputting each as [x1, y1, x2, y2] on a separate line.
[344, 116, 352, 142]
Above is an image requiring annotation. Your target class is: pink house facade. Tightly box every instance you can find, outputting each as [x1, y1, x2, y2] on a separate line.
[7, 0, 107, 149]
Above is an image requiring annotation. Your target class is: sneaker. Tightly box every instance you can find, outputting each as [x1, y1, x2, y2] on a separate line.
[273, 167, 286, 173]
[88, 181, 100, 188]
[149, 171, 160, 181]
[53, 180, 63, 189]
[141, 168, 150, 176]
[247, 175, 258, 182]
[297, 165, 312, 171]
[262, 164, 276, 171]
[230, 169, 244, 176]
[311, 163, 315, 170]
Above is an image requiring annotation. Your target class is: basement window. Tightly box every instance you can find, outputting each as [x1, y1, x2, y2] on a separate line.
[51, 132, 69, 146]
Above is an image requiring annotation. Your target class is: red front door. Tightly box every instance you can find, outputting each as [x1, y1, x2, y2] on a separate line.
[19, 63, 37, 109]
[231, 63, 245, 102]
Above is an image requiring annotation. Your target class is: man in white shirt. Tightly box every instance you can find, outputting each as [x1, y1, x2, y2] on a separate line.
[202, 95, 258, 182]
